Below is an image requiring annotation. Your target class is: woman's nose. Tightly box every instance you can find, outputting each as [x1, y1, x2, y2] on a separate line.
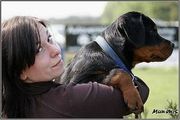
[49, 44, 61, 58]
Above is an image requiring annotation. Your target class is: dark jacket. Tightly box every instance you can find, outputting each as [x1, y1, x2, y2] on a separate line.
[28, 77, 149, 118]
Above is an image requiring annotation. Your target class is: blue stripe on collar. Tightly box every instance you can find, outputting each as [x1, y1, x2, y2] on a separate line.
[94, 36, 135, 81]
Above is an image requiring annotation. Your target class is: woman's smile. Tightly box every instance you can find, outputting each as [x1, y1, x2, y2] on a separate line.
[52, 59, 63, 68]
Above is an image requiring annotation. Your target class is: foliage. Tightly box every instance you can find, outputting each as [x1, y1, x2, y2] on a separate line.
[101, 1, 178, 24]
[165, 100, 179, 119]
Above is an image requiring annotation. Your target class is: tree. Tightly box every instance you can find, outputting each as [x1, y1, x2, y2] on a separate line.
[101, 1, 178, 24]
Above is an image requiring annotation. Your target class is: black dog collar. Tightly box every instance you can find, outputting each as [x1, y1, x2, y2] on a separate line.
[95, 36, 135, 81]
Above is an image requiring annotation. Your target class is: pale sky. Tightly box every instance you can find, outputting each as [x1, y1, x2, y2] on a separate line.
[2, 1, 107, 21]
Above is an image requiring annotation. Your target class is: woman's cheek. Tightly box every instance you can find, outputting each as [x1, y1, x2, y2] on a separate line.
[52, 60, 64, 78]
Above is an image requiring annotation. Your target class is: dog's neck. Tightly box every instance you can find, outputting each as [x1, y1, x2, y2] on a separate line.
[95, 36, 133, 71]
[106, 39, 134, 70]
[122, 42, 135, 69]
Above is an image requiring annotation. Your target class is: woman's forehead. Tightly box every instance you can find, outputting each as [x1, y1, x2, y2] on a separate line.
[38, 23, 48, 34]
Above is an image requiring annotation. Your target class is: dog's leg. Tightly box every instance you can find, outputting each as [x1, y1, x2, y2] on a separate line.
[135, 113, 141, 119]
[103, 69, 144, 114]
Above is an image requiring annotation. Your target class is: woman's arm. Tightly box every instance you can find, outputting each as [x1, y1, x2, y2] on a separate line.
[66, 81, 130, 118]
[36, 78, 149, 118]
[63, 79, 149, 118]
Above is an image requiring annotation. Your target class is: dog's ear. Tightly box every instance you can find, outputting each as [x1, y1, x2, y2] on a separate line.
[119, 15, 145, 48]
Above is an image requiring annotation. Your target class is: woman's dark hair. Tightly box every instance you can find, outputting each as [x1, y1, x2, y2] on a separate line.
[1, 16, 50, 117]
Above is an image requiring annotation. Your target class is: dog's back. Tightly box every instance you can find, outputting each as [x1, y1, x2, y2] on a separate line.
[60, 41, 116, 84]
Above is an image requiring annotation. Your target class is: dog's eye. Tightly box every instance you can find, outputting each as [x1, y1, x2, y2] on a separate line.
[154, 26, 157, 31]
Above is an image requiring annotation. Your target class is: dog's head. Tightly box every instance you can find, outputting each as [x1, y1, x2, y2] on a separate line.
[102, 11, 174, 67]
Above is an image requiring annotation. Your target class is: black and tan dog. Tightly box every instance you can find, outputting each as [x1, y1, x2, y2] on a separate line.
[60, 11, 174, 115]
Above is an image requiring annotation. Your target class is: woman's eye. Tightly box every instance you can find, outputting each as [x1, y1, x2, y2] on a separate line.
[48, 35, 53, 43]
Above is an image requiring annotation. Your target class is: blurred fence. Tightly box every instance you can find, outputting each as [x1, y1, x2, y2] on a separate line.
[63, 24, 178, 51]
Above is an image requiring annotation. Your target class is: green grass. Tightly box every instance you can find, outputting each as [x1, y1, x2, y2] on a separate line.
[64, 52, 179, 119]
[132, 67, 179, 119]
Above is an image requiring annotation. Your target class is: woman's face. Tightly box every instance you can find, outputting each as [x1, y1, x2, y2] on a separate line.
[21, 23, 64, 83]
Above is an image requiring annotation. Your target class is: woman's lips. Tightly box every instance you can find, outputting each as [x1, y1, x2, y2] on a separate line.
[52, 59, 61, 68]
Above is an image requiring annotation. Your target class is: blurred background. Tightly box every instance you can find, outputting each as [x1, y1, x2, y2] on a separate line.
[2, 1, 179, 119]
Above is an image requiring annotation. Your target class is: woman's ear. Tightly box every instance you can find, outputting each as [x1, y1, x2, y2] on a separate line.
[20, 69, 34, 83]
[20, 70, 28, 80]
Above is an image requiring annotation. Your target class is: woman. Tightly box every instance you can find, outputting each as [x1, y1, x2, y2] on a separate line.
[2, 16, 149, 118]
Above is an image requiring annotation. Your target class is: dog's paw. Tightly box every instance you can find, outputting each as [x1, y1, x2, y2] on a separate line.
[104, 68, 144, 114]
[123, 87, 144, 114]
